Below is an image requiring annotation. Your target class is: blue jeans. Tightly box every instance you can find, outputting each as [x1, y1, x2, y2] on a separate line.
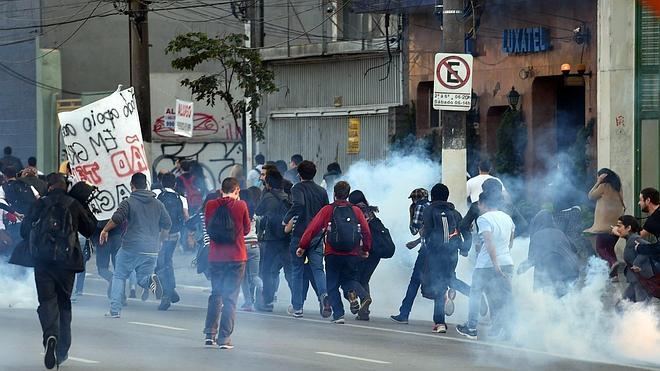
[325, 255, 368, 320]
[110, 249, 157, 314]
[397, 249, 426, 318]
[289, 235, 327, 311]
[261, 240, 292, 305]
[204, 262, 246, 344]
[241, 245, 262, 305]
[467, 265, 514, 331]
[155, 237, 179, 297]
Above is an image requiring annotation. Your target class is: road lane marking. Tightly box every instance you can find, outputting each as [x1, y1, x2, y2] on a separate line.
[316, 352, 390, 364]
[39, 354, 99, 364]
[129, 321, 188, 331]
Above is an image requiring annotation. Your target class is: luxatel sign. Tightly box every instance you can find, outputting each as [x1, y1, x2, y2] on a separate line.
[174, 99, 194, 137]
[433, 53, 473, 111]
[502, 27, 551, 54]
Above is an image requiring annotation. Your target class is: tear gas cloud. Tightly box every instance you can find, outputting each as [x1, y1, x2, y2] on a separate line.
[0, 262, 37, 309]
[341, 146, 659, 366]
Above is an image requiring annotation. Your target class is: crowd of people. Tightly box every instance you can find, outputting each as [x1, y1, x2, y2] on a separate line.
[0, 146, 659, 369]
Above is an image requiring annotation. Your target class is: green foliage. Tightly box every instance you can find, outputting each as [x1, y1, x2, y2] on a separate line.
[567, 118, 595, 195]
[165, 32, 278, 141]
[495, 109, 527, 177]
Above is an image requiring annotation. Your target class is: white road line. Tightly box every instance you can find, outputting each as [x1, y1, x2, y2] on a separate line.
[129, 321, 188, 331]
[316, 352, 390, 365]
[39, 354, 99, 364]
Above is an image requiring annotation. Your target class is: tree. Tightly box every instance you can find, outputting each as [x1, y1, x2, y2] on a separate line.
[165, 32, 278, 141]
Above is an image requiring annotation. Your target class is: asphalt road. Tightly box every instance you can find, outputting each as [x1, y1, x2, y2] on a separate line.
[1, 254, 659, 371]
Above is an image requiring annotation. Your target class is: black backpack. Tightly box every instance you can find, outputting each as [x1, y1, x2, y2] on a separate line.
[266, 195, 291, 240]
[327, 205, 362, 252]
[369, 217, 395, 259]
[208, 204, 236, 244]
[420, 207, 463, 300]
[3, 180, 37, 215]
[29, 196, 77, 262]
[425, 207, 463, 251]
[157, 190, 184, 233]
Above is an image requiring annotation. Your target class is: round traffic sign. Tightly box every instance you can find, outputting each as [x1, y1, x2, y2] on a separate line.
[436, 55, 471, 90]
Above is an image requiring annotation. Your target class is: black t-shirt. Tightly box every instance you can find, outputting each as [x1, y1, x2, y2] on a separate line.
[643, 209, 660, 239]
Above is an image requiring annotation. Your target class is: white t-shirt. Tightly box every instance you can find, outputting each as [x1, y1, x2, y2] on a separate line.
[153, 188, 189, 211]
[466, 174, 505, 203]
[475, 210, 515, 269]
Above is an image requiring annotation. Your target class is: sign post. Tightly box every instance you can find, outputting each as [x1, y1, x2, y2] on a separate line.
[433, 53, 473, 111]
[174, 99, 194, 137]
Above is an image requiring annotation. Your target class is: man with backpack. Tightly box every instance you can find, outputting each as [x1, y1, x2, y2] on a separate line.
[283, 160, 331, 318]
[203, 177, 250, 349]
[297, 181, 372, 324]
[100, 173, 172, 318]
[176, 160, 205, 214]
[20, 173, 96, 369]
[255, 171, 292, 311]
[1, 166, 39, 254]
[419, 183, 471, 333]
[153, 173, 189, 310]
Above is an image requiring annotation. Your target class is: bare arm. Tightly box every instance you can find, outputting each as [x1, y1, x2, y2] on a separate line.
[482, 230, 501, 273]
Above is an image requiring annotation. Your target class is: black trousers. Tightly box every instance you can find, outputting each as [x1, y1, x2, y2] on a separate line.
[34, 265, 76, 359]
[260, 240, 292, 304]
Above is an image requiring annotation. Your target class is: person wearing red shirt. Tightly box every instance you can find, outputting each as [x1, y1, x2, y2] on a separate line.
[297, 181, 372, 323]
[203, 177, 250, 349]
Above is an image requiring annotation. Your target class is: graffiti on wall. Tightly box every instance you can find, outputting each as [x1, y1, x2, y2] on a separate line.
[152, 112, 241, 141]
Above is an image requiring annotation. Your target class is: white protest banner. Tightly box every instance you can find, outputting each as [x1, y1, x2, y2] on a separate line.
[163, 107, 176, 129]
[174, 99, 193, 137]
[58, 87, 151, 220]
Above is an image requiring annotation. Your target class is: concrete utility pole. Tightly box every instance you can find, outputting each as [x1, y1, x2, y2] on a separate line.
[441, 0, 468, 213]
[129, 0, 151, 143]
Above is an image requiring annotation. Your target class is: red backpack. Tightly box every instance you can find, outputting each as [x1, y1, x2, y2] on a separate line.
[180, 175, 203, 211]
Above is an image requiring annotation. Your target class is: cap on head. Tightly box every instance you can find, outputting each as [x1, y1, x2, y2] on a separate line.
[408, 188, 429, 201]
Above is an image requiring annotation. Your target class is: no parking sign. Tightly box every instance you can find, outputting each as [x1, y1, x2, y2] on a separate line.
[433, 53, 473, 111]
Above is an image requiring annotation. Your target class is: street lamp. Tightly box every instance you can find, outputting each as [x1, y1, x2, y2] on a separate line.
[507, 86, 520, 110]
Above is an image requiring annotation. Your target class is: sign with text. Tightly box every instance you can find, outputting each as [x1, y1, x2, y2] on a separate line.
[163, 107, 176, 129]
[433, 53, 473, 111]
[502, 27, 550, 54]
[58, 87, 151, 220]
[175, 99, 194, 137]
[347, 118, 360, 154]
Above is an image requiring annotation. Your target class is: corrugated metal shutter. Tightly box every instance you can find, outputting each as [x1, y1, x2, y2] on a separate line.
[640, 7, 659, 114]
[264, 115, 389, 181]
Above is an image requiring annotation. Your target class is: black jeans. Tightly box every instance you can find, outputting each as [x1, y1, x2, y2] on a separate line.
[260, 240, 292, 305]
[357, 254, 380, 295]
[325, 255, 368, 320]
[155, 236, 179, 298]
[34, 265, 76, 359]
[203, 262, 246, 344]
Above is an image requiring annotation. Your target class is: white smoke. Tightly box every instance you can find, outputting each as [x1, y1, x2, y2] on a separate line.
[341, 150, 660, 366]
[0, 261, 37, 309]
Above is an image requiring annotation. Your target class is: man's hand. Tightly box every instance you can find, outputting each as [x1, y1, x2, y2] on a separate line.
[631, 266, 641, 273]
[296, 247, 305, 257]
[99, 230, 109, 245]
[360, 250, 369, 259]
[597, 173, 608, 184]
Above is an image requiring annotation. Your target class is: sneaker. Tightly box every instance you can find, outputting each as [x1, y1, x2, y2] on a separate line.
[432, 323, 447, 333]
[292, 309, 303, 318]
[347, 291, 359, 315]
[390, 314, 409, 324]
[445, 294, 455, 317]
[287, 305, 294, 315]
[70, 296, 78, 304]
[204, 337, 217, 347]
[149, 274, 163, 298]
[332, 316, 345, 324]
[158, 297, 172, 311]
[219, 343, 235, 350]
[241, 303, 254, 312]
[320, 294, 332, 318]
[357, 297, 372, 319]
[141, 288, 149, 301]
[456, 324, 477, 340]
[44, 336, 57, 370]
[171, 290, 180, 303]
[355, 314, 369, 321]
[104, 311, 120, 318]
[129, 289, 137, 299]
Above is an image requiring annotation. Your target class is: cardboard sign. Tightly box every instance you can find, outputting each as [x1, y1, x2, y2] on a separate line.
[58, 87, 151, 220]
[174, 99, 194, 137]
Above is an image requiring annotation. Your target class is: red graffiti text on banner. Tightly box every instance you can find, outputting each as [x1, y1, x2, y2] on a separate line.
[73, 163, 103, 185]
[111, 145, 149, 177]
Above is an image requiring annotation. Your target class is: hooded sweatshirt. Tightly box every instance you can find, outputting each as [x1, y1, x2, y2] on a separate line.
[111, 189, 172, 255]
